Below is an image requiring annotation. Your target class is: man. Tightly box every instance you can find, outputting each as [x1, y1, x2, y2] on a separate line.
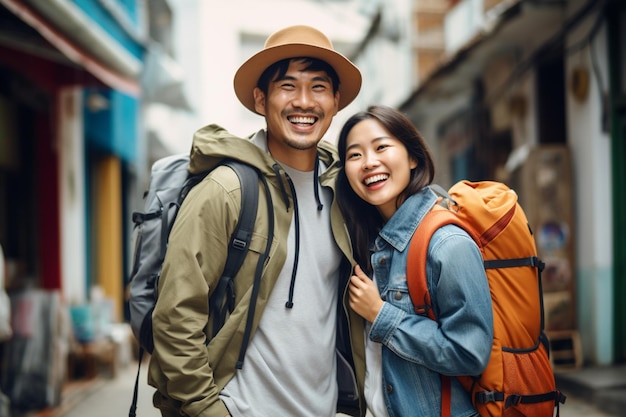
[148, 25, 366, 417]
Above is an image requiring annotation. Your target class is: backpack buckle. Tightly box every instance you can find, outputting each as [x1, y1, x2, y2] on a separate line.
[476, 391, 504, 404]
[232, 238, 247, 250]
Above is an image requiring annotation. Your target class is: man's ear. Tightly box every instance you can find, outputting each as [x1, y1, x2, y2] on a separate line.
[253, 88, 266, 116]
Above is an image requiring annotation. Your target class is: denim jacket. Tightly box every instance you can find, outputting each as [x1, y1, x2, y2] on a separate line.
[368, 187, 493, 417]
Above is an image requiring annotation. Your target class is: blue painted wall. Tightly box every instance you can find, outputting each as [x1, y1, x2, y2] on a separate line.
[84, 89, 138, 163]
[72, 0, 144, 59]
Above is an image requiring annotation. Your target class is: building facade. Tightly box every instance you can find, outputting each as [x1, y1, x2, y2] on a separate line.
[353, 0, 624, 366]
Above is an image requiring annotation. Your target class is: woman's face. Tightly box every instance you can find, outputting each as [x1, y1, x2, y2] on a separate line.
[344, 118, 417, 220]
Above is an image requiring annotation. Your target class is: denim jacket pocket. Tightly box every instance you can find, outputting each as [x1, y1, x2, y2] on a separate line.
[380, 284, 414, 314]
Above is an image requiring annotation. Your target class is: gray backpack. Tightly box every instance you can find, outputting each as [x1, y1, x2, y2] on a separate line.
[128, 154, 273, 417]
[128, 154, 265, 353]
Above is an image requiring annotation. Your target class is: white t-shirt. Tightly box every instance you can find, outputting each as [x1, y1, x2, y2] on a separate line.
[221, 162, 341, 417]
[364, 274, 390, 417]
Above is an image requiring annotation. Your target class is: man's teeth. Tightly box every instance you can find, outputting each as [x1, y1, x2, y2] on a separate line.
[289, 116, 315, 124]
[364, 174, 389, 185]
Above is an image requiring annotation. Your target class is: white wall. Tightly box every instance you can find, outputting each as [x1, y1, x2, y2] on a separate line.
[351, 0, 415, 110]
[59, 88, 87, 305]
[445, 0, 484, 54]
[565, 18, 613, 365]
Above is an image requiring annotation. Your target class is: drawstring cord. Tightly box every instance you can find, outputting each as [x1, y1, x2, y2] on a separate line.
[313, 152, 323, 211]
[234, 155, 326, 365]
[285, 176, 299, 309]
[275, 156, 324, 309]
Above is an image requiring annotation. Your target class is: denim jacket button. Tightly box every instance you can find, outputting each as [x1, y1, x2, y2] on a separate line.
[394, 291, 402, 300]
[373, 335, 382, 342]
[386, 384, 393, 393]
[379, 257, 386, 265]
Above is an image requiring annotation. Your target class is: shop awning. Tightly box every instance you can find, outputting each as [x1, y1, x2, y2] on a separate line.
[0, 0, 141, 96]
[398, 0, 601, 123]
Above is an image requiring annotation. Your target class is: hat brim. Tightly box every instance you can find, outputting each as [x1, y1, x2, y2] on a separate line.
[234, 43, 362, 114]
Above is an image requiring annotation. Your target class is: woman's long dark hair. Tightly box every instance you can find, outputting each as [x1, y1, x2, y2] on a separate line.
[336, 105, 435, 273]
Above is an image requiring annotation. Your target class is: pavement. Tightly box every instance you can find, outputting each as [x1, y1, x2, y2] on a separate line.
[60, 359, 160, 417]
[555, 364, 626, 417]
[18, 357, 159, 417]
[15, 359, 626, 417]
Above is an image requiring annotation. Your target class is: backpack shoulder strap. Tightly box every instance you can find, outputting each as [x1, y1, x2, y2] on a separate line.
[406, 204, 478, 417]
[222, 160, 260, 276]
[406, 206, 466, 320]
[210, 160, 260, 336]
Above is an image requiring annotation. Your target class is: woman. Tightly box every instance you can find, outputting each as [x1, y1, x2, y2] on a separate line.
[336, 105, 493, 417]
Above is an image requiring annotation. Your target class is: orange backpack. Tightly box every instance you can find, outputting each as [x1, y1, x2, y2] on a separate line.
[407, 181, 566, 417]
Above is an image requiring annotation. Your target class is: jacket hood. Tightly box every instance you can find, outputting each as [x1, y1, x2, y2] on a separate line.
[189, 123, 342, 180]
[189, 124, 270, 175]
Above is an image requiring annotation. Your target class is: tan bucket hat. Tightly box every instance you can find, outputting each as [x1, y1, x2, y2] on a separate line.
[234, 25, 362, 114]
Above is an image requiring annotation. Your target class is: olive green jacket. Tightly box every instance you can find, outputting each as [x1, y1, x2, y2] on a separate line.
[148, 124, 366, 417]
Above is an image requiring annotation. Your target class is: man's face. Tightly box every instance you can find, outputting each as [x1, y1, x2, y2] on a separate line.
[253, 59, 340, 159]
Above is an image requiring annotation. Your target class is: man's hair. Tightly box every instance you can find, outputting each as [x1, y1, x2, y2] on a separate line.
[256, 57, 340, 96]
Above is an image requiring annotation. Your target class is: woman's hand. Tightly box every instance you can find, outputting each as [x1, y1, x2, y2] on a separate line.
[349, 265, 384, 323]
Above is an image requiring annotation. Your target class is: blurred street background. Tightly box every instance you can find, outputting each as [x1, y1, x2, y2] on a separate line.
[1, 0, 626, 416]
[30, 358, 626, 417]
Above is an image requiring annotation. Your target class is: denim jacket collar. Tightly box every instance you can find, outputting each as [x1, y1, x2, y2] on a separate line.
[373, 186, 438, 253]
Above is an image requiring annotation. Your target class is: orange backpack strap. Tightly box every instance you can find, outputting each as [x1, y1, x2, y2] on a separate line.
[406, 203, 480, 417]
[407, 206, 471, 320]
[440, 373, 451, 417]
